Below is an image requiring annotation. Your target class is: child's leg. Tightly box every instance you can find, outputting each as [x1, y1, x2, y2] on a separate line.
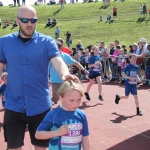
[86, 78, 94, 93]
[84, 78, 94, 100]
[96, 76, 102, 95]
[96, 76, 104, 101]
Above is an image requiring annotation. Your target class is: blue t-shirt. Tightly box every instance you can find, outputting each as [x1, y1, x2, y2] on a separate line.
[88, 54, 101, 77]
[123, 64, 138, 86]
[0, 31, 60, 116]
[37, 106, 89, 150]
[80, 55, 86, 65]
[49, 52, 75, 83]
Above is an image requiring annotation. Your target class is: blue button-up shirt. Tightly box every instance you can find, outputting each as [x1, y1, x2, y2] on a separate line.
[0, 31, 60, 116]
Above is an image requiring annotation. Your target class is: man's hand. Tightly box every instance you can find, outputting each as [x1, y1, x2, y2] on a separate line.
[62, 74, 80, 83]
[57, 124, 70, 136]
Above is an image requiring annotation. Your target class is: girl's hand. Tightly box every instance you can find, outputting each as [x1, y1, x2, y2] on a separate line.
[57, 124, 70, 136]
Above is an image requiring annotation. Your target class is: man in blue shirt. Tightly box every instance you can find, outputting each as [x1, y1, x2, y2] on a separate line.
[0, 5, 78, 150]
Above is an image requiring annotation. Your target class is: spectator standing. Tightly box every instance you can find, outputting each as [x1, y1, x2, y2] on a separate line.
[22, 0, 25, 5]
[76, 40, 84, 51]
[106, 13, 111, 22]
[113, 6, 118, 20]
[109, 42, 115, 81]
[143, 3, 147, 18]
[140, 4, 143, 17]
[55, 27, 60, 39]
[57, 38, 71, 55]
[0, 5, 78, 150]
[65, 31, 72, 48]
[98, 15, 103, 22]
[60, 0, 64, 8]
[14, 0, 20, 6]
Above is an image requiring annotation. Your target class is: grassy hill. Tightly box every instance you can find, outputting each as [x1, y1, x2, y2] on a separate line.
[0, 0, 150, 48]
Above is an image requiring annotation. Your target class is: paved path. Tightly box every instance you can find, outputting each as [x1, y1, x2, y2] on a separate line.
[0, 82, 150, 150]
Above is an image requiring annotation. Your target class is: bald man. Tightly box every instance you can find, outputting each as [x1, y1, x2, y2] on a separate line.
[0, 5, 78, 150]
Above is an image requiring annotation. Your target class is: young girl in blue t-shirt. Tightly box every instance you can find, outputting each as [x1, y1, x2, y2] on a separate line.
[84, 45, 104, 101]
[35, 80, 89, 150]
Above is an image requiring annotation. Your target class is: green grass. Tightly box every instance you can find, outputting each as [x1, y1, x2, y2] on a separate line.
[0, 0, 150, 48]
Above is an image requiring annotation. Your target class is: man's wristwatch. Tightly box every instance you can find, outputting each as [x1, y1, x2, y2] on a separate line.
[82, 69, 86, 72]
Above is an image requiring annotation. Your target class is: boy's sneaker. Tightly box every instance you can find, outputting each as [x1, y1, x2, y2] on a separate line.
[84, 92, 90, 100]
[115, 94, 120, 104]
[99, 95, 104, 101]
[137, 110, 143, 116]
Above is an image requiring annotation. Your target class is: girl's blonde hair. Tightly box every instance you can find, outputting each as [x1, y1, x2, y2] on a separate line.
[1, 72, 8, 79]
[57, 80, 83, 97]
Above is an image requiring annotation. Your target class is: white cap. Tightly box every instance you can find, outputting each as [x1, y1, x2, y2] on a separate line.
[139, 38, 146, 43]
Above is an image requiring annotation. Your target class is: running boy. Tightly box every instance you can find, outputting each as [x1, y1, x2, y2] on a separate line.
[35, 80, 89, 150]
[0, 72, 7, 108]
[115, 54, 143, 116]
[84, 45, 104, 101]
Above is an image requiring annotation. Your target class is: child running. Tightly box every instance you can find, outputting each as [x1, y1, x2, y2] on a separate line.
[84, 45, 104, 101]
[0, 72, 8, 108]
[35, 80, 90, 150]
[115, 54, 143, 116]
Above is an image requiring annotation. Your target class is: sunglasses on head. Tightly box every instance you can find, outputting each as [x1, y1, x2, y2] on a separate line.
[17, 17, 37, 23]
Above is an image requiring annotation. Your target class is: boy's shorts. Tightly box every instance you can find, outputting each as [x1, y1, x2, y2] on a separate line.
[125, 85, 137, 96]
[89, 73, 101, 79]
[51, 83, 61, 103]
[4, 109, 50, 149]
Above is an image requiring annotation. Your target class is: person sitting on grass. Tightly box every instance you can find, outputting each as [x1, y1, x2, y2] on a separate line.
[115, 54, 143, 116]
[52, 18, 57, 26]
[3, 20, 9, 28]
[11, 19, 18, 29]
[106, 13, 111, 22]
[45, 18, 52, 27]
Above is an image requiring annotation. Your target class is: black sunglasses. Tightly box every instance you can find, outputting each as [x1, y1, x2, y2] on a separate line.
[17, 17, 37, 23]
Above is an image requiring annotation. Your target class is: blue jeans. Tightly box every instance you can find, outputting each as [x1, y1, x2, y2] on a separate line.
[66, 38, 70, 48]
[110, 62, 116, 79]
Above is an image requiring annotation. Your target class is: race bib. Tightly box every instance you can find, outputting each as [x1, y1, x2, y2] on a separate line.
[60, 123, 82, 150]
[128, 71, 137, 84]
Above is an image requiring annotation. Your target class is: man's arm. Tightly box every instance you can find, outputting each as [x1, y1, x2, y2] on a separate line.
[50, 57, 79, 82]
[74, 62, 89, 75]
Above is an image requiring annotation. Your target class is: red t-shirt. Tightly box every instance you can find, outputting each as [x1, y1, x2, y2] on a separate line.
[113, 7, 117, 12]
[61, 47, 71, 55]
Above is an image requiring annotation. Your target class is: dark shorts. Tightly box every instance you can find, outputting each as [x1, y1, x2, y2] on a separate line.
[89, 73, 101, 79]
[4, 109, 50, 149]
[113, 12, 117, 16]
[125, 85, 137, 96]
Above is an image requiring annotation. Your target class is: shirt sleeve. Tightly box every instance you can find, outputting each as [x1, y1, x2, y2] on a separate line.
[46, 37, 61, 61]
[123, 65, 129, 74]
[82, 114, 89, 136]
[88, 56, 93, 65]
[36, 112, 53, 131]
[65, 54, 76, 65]
[0, 38, 7, 63]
